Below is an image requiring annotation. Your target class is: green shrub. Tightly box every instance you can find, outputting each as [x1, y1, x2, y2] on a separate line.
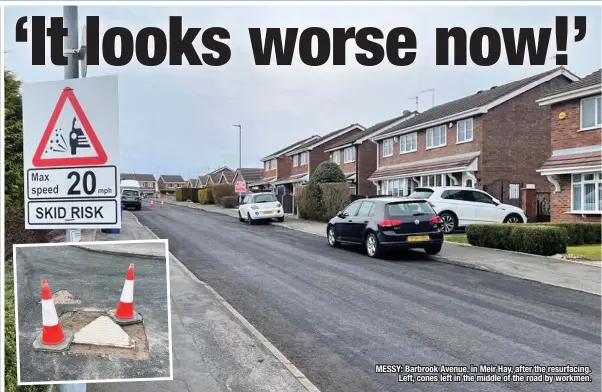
[306, 182, 325, 221]
[541, 222, 601, 245]
[174, 188, 183, 201]
[295, 185, 310, 219]
[310, 161, 346, 184]
[466, 224, 568, 256]
[221, 196, 238, 208]
[211, 184, 235, 204]
[320, 183, 350, 221]
[197, 188, 214, 204]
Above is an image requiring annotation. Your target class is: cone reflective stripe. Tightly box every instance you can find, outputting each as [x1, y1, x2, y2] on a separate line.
[40, 279, 66, 345]
[115, 264, 135, 320]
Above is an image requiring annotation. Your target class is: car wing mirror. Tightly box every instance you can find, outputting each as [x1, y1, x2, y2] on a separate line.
[337, 211, 345, 218]
[492, 198, 500, 205]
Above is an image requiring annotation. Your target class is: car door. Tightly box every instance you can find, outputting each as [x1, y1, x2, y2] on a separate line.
[336, 201, 362, 241]
[439, 189, 475, 226]
[350, 201, 376, 242]
[471, 190, 507, 223]
[240, 194, 251, 216]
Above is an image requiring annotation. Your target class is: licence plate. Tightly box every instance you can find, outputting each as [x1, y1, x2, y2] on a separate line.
[262, 210, 273, 215]
[407, 235, 430, 242]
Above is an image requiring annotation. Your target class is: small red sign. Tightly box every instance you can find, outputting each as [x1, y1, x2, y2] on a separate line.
[234, 181, 246, 193]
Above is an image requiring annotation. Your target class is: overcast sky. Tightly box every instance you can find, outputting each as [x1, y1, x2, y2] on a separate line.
[4, 5, 601, 179]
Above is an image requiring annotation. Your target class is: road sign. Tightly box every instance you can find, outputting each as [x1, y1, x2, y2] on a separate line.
[235, 181, 247, 193]
[22, 75, 120, 229]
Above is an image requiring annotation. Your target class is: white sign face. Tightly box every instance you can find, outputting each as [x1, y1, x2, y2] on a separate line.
[28, 200, 119, 228]
[22, 75, 121, 229]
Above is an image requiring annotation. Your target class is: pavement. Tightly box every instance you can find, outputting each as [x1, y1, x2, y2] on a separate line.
[161, 198, 601, 296]
[133, 200, 601, 392]
[87, 210, 313, 392]
[14, 244, 170, 384]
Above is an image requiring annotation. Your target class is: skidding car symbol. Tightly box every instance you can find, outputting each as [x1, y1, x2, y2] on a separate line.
[69, 117, 90, 155]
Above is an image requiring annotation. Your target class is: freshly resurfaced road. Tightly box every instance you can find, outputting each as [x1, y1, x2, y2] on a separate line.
[135, 203, 601, 392]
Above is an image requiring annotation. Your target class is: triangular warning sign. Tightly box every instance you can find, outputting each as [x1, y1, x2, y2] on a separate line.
[32, 87, 108, 167]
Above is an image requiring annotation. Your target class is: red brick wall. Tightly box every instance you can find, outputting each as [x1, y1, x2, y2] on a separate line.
[291, 157, 309, 176]
[310, 129, 363, 175]
[550, 174, 601, 222]
[378, 119, 483, 167]
[551, 97, 602, 150]
[358, 142, 378, 195]
[278, 156, 293, 179]
[479, 76, 572, 191]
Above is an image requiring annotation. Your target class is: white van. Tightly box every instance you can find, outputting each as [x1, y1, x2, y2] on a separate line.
[120, 180, 142, 210]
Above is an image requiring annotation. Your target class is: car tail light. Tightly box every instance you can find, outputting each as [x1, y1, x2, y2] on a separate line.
[429, 216, 442, 224]
[378, 219, 402, 228]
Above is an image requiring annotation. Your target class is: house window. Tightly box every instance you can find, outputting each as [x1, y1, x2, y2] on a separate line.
[349, 184, 356, 195]
[264, 161, 270, 171]
[269, 159, 277, 170]
[300, 152, 309, 165]
[457, 118, 474, 143]
[581, 95, 602, 130]
[381, 179, 406, 197]
[382, 138, 393, 157]
[572, 172, 602, 212]
[343, 147, 355, 163]
[426, 125, 447, 149]
[332, 150, 341, 165]
[399, 133, 417, 153]
[293, 154, 299, 167]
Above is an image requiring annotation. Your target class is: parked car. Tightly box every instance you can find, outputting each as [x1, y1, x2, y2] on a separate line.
[120, 180, 142, 210]
[408, 186, 528, 233]
[238, 192, 284, 224]
[326, 197, 444, 258]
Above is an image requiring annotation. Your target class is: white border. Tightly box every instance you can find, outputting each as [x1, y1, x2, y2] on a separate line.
[1, 6, 6, 392]
[2, 1, 602, 5]
[13, 239, 174, 386]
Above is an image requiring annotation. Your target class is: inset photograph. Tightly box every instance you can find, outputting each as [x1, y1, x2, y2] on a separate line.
[14, 240, 172, 385]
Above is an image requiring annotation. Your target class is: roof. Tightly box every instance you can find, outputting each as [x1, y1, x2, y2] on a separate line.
[368, 152, 479, 181]
[120, 173, 156, 182]
[538, 147, 602, 175]
[222, 171, 235, 183]
[160, 175, 185, 183]
[286, 124, 365, 156]
[261, 135, 321, 161]
[374, 67, 579, 139]
[325, 112, 417, 151]
[235, 168, 263, 183]
[537, 69, 601, 105]
[209, 168, 233, 183]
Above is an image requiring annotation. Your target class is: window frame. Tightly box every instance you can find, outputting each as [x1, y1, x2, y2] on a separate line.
[580, 95, 602, 131]
[293, 154, 299, 167]
[300, 152, 309, 165]
[399, 132, 417, 154]
[382, 138, 394, 157]
[343, 201, 362, 216]
[343, 147, 356, 163]
[356, 201, 376, 217]
[269, 159, 277, 170]
[426, 125, 447, 149]
[332, 150, 341, 165]
[456, 118, 474, 144]
[571, 171, 602, 213]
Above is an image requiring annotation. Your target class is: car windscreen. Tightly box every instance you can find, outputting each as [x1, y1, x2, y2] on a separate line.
[253, 194, 277, 203]
[122, 190, 139, 197]
[409, 189, 434, 199]
[386, 201, 434, 217]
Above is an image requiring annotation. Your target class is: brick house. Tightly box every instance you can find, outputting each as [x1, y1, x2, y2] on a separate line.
[185, 178, 199, 187]
[218, 170, 235, 184]
[324, 111, 417, 196]
[120, 173, 157, 196]
[250, 135, 321, 191]
[207, 166, 234, 186]
[231, 168, 263, 189]
[536, 69, 601, 222]
[158, 175, 186, 193]
[197, 175, 210, 189]
[368, 67, 578, 206]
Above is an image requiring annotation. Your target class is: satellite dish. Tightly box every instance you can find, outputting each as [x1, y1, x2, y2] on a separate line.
[80, 24, 87, 78]
[402, 110, 412, 116]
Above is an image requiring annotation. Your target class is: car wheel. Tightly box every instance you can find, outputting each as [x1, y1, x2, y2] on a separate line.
[276, 216, 284, 222]
[424, 244, 442, 255]
[439, 212, 457, 233]
[503, 213, 524, 223]
[327, 226, 339, 247]
[247, 213, 254, 225]
[135, 206, 141, 211]
[238, 210, 245, 222]
[365, 233, 381, 258]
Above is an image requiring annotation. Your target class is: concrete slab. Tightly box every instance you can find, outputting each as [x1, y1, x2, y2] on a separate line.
[73, 316, 134, 349]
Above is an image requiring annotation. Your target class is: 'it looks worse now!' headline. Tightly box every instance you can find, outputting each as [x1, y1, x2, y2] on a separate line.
[16, 15, 587, 67]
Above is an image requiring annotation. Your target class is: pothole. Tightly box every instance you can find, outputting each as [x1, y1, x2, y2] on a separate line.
[59, 311, 149, 360]
[37, 290, 81, 305]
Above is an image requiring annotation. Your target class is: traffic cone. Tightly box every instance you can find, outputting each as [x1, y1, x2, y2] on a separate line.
[32, 279, 73, 352]
[160, 200, 164, 208]
[149, 200, 154, 208]
[108, 264, 143, 325]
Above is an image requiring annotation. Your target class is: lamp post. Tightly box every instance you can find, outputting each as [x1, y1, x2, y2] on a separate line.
[232, 124, 242, 202]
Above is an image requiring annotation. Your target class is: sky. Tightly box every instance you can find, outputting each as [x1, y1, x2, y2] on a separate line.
[4, 4, 601, 180]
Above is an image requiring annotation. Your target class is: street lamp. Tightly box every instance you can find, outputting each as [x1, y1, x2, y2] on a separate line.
[232, 124, 242, 170]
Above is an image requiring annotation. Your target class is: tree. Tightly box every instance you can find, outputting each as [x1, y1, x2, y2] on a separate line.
[4, 70, 24, 212]
[306, 161, 347, 221]
[310, 161, 346, 183]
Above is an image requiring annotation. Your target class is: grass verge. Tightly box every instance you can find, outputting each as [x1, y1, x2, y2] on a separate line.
[444, 234, 469, 244]
[566, 245, 602, 261]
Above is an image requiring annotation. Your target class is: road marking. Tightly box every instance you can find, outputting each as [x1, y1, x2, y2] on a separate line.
[129, 212, 322, 392]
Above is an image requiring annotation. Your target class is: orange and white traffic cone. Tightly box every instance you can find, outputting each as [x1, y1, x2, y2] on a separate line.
[33, 279, 73, 352]
[149, 200, 154, 208]
[108, 264, 143, 325]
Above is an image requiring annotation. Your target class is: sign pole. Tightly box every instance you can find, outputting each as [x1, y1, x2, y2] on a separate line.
[62, 6, 86, 392]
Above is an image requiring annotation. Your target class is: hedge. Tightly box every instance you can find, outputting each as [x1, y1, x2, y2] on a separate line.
[221, 195, 238, 208]
[319, 183, 351, 222]
[198, 188, 214, 204]
[211, 184, 235, 205]
[295, 185, 310, 220]
[295, 182, 350, 222]
[466, 224, 568, 256]
[541, 222, 601, 245]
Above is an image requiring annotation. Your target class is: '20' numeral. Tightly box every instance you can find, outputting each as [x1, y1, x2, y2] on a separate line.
[67, 171, 96, 195]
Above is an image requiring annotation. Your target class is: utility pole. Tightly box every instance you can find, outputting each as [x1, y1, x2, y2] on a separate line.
[420, 89, 435, 109]
[62, 9, 87, 392]
[408, 96, 419, 112]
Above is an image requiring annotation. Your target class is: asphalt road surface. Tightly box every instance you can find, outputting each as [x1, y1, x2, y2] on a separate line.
[135, 203, 600, 392]
[15, 245, 170, 383]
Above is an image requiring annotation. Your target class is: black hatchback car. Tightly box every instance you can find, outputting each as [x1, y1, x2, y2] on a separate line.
[326, 197, 444, 258]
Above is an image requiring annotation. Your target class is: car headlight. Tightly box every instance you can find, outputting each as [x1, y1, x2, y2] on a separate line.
[251, 205, 258, 210]
[276, 202, 282, 208]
